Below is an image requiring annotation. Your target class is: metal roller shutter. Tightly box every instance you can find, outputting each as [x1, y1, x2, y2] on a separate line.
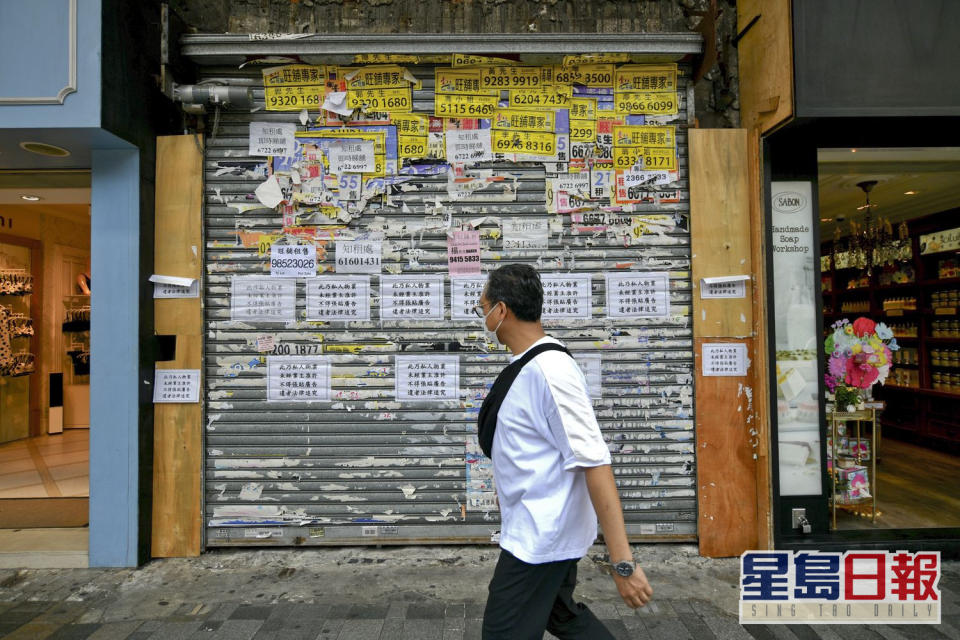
[196, 54, 697, 547]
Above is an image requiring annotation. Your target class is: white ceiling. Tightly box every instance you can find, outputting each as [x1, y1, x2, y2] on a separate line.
[818, 147, 960, 239]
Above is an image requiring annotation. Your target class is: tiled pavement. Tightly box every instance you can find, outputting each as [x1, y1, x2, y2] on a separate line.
[0, 546, 957, 639]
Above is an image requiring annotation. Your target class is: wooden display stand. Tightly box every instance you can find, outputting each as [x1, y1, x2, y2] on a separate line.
[829, 409, 879, 530]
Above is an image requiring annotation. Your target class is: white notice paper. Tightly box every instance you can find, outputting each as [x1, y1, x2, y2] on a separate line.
[267, 356, 331, 402]
[270, 244, 317, 277]
[328, 141, 376, 174]
[249, 122, 296, 157]
[541, 273, 592, 319]
[336, 240, 382, 274]
[451, 276, 487, 321]
[153, 369, 200, 403]
[574, 354, 602, 399]
[306, 276, 371, 321]
[231, 276, 297, 322]
[702, 343, 749, 377]
[503, 217, 549, 252]
[700, 275, 750, 299]
[395, 355, 460, 401]
[605, 272, 670, 318]
[255, 174, 285, 208]
[446, 129, 493, 164]
[380, 274, 444, 320]
[153, 280, 200, 299]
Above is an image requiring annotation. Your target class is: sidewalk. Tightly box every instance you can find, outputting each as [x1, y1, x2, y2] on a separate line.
[0, 544, 957, 639]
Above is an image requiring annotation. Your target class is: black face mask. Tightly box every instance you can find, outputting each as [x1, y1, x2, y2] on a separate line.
[477, 342, 572, 458]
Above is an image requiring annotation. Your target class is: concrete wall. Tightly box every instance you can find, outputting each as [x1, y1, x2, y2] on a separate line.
[171, 0, 740, 127]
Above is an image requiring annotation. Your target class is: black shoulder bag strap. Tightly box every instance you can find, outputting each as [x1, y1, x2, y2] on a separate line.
[477, 343, 572, 458]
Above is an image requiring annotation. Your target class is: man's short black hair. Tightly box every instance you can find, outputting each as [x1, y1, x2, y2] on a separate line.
[484, 263, 543, 322]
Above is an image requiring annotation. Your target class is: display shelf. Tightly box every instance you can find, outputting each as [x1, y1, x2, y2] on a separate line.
[926, 337, 960, 343]
[921, 277, 960, 287]
[829, 409, 878, 530]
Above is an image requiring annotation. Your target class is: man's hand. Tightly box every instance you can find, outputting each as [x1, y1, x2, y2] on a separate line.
[613, 565, 653, 608]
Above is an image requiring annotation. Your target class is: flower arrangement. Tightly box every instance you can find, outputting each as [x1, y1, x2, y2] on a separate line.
[824, 317, 899, 411]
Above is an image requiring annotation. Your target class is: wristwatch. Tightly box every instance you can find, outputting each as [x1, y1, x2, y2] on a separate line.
[612, 560, 635, 578]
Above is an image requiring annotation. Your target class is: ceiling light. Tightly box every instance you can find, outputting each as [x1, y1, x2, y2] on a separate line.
[19, 141, 71, 157]
[851, 148, 857, 153]
[820, 218, 831, 222]
[19, 195, 41, 201]
[904, 190, 918, 195]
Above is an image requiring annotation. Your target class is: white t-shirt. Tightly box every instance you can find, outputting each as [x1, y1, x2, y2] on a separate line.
[492, 336, 612, 564]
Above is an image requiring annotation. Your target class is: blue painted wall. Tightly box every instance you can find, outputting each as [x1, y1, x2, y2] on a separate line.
[0, 0, 102, 127]
[88, 147, 141, 567]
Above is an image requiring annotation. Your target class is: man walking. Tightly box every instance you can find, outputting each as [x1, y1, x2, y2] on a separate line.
[476, 264, 653, 639]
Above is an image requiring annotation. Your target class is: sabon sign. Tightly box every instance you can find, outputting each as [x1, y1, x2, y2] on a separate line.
[773, 191, 807, 214]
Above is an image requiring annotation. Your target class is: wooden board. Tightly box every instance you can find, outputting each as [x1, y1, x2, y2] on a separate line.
[695, 337, 760, 557]
[152, 135, 203, 558]
[747, 128, 773, 550]
[737, 0, 793, 133]
[689, 129, 752, 338]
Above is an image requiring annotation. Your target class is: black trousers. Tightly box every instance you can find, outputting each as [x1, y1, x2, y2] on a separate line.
[482, 549, 615, 640]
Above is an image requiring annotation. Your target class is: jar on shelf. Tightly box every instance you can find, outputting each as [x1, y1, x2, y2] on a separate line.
[934, 372, 943, 390]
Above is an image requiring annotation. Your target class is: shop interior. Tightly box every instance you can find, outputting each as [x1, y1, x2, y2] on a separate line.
[0, 181, 91, 531]
[817, 147, 960, 530]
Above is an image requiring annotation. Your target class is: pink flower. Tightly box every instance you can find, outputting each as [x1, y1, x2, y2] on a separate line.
[852, 317, 877, 338]
[828, 354, 846, 379]
[845, 357, 879, 389]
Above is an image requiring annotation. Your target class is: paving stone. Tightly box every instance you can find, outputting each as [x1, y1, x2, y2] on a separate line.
[638, 615, 694, 640]
[598, 619, 631, 640]
[742, 624, 780, 640]
[463, 603, 485, 620]
[462, 618, 483, 640]
[316, 618, 346, 640]
[34, 602, 88, 625]
[124, 633, 154, 640]
[588, 602, 620, 619]
[346, 605, 388, 620]
[204, 603, 240, 621]
[0, 623, 26, 637]
[406, 603, 446, 619]
[378, 618, 404, 638]
[386, 602, 407, 619]
[443, 616, 465, 631]
[336, 619, 383, 640]
[86, 621, 145, 640]
[400, 618, 443, 640]
[143, 620, 202, 640]
[231, 605, 274, 620]
[203, 619, 264, 640]
[46, 624, 102, 640]
[675, 607, 718, 640]
[786, 624, 827, 640]
[695, 613, 754, 640]
[2, 621, 62, 639]
[886, 624, 952, 640]
[76, 608, 106, 624]
[441, 629, 463, 640]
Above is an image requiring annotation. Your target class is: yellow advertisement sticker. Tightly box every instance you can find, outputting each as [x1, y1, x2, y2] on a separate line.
[452, 54, 518, 67]
[612, 145, 645, 170]
[479, 66, 543, 90]
[257, 233, 282, 257]
[507, 88, 572, 109]
[562, 53, 630, 66]
[612, 125, 676, 149]
[262, 65, 325, 87]
[435, 68, 499, 96]
[391, 113, 430, 137]
[614, 64, 678, 92]
[576, 64, 615, 87]
[353, 54, 419, 64]
[641, 147, 677, 170]
[613, 92, 679, 115]
[434, 93, 499, 118]
[344, 65, 411, 90]
[491, 108, 555, 133]
[398, 136, 429, 158]
[264, 85, 323, 111]
[570, 119, 597, 142]
[570, 97, 597, 120]
[345, 88, 413, 112]
[492, 130, 557, 156]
